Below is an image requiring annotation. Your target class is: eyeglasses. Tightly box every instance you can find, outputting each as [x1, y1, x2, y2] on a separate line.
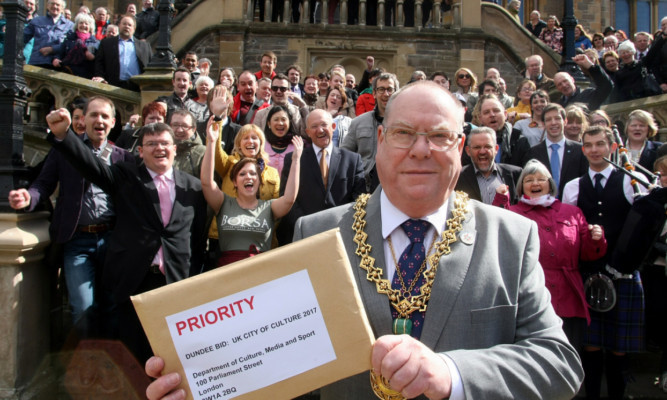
[523, 177, 548, 184]
[384, 126, 461, 152]
[375, 87, 395, 95]
[458, 74, 471, 79]
[142, 141, 173, 148]
[520, 87, 534, 93]
[590, 119, 609, 126]
[171, 124, 192, 130]
[271, 86, 288, 92]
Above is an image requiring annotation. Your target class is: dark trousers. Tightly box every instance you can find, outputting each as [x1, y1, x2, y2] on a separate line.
[116, 271, 166, 364]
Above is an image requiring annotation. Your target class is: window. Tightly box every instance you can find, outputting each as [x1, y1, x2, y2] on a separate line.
[614, 0, 667, 36]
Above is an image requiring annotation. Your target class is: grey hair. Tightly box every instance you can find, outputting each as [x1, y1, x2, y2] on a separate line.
[195, 75, 215, 89]
[515, 159, 558, 198]
[617, 40, 636, 54]
[74, 11, 95, 31]
[467, 126, 497, 145]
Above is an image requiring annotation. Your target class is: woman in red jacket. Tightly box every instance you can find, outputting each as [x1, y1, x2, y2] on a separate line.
[494, 159, 607, 351]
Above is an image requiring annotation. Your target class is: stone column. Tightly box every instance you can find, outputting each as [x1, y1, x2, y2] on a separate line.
[0, 1, 53, 397]
[0, 213, 51, 399]
[455, 0, 484, 82]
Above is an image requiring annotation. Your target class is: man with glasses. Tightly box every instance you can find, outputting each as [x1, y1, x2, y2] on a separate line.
[24, 0, 73, 67]
[252, 73, 309, 137]
[170, 109, 206, 179]
[44, 106, 207, 365]
[146, 81, 583, 400]
[342, 72, 399, 192]
[276, 109, 365, 245]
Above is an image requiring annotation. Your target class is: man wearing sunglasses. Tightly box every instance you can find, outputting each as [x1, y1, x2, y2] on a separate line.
[252, 73, 309, 137]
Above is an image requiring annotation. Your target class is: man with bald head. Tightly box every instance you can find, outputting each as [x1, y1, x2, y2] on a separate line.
[555, 54, 613, 111]
[276, 109, 366, 245]
[146, 81, 583, 400]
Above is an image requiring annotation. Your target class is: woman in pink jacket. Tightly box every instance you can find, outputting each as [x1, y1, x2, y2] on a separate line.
[494, 159, 607, 351]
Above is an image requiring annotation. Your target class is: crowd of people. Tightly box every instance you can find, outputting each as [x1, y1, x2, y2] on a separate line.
[9, 1, 667, 398]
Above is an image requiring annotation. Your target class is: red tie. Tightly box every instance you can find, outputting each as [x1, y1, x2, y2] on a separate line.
[155, 174, 172, 274]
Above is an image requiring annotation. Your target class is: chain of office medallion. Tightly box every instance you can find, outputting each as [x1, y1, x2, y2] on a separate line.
[351, 191, 469, 317]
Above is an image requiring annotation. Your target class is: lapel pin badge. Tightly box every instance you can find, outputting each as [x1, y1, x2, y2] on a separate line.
[459, 232, 474, 245]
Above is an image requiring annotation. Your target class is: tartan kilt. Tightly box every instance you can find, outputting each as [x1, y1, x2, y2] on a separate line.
[583, 270, 645, 353]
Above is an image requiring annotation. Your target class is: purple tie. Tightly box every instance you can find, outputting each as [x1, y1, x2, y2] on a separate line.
[155, 175, 172, 274]
[391, 219, 430, 339]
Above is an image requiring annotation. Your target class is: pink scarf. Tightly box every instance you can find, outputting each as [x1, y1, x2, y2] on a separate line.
[76, 31, 91, 42]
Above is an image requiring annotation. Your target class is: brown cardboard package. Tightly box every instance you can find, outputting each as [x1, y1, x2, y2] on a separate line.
[132, 229, 374, 400]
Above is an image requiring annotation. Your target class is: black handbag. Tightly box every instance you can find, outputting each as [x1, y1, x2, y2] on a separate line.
[641, 66, 662, 96]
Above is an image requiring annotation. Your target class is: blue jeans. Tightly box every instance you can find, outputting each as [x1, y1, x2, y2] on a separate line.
[63, 231, 110, 322]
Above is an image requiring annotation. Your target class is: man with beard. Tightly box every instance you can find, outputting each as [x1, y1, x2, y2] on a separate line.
[455, 127, 522, 205]
[93, 15, 151, 91]
[231, 71, 269, 125]
[472, 95, 525, 167]
[523, 103, 588, 198]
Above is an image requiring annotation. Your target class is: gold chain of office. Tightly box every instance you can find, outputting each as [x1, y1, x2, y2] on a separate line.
[351, 191, 468, 399]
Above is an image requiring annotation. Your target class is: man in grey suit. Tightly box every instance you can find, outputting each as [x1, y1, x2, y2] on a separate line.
[145, 82, 583, 399]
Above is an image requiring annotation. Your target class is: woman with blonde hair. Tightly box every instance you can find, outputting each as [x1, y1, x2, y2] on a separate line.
[203, 86, 281, 268]
[564, 105, 589, 142]
[454, 67, 478, 103]
[625, 109, 662, 176]
[202, 116, 303, 266]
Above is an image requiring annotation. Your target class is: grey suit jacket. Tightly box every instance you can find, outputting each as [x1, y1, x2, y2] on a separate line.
[294, 190, 583, 399]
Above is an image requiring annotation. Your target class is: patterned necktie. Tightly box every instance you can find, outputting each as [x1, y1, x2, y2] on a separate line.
[320, 148, 329, 188]
[391, 219, 430, 339]
[550, 143, 561, 187]
[594, 173, 604, 195]
[155, 174, 173, 275]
